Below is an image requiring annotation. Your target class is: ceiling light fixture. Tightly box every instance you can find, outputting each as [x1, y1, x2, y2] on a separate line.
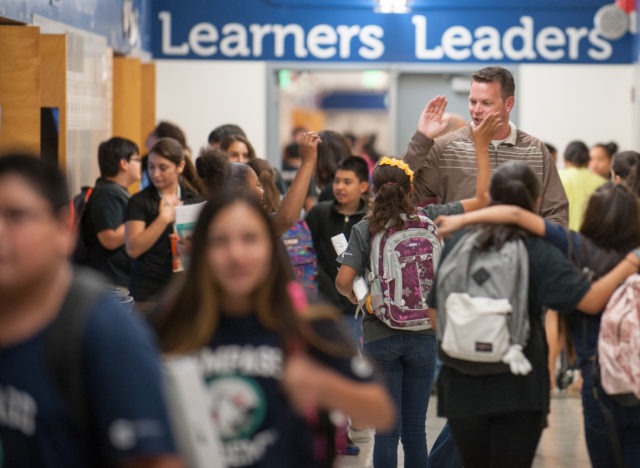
[376, 0, 410, 14]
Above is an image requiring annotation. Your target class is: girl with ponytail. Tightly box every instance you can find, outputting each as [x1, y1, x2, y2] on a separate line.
[335, 106, 500, 468]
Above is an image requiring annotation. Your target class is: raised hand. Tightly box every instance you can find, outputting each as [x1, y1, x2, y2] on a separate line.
[471, 112, 502, 150]
[299, 131, 322, 166]
[417, 95, 450, 139]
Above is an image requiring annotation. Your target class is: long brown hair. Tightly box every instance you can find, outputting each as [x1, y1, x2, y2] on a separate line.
[152, 192, 303, 354]
[368, 163, 416, 233]
[580, 182, 640, 252]
[247, 158, 281, 214]
[152, 192, 355, 358]
[149, 137, 205, 195]
[182, 154, 207, 196]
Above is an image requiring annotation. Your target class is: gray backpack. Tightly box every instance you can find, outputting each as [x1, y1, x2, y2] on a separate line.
[435, 230, 530, 375]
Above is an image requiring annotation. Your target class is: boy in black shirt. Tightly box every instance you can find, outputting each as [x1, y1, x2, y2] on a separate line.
[82, 137, 141, 287]
[306, 156, 370, 343]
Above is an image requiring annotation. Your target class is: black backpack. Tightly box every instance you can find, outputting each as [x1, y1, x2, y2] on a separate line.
[70, 186, 93, 264]
[45, 269, 107, 465]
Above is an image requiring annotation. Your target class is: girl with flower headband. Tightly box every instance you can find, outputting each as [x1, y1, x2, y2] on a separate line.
[335, 111, 501, 467]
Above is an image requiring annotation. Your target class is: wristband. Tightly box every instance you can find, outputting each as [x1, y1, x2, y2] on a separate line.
[633, 248, 640, 260]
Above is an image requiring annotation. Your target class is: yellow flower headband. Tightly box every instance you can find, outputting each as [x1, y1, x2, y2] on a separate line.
[377, 156, 414, 183]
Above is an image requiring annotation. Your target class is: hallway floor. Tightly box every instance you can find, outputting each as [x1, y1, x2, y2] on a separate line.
[337, 393, 589, 467]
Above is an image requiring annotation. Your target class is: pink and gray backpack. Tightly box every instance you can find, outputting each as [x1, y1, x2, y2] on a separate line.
[597, 273, 640, 405]
[367, 215, 441, 330]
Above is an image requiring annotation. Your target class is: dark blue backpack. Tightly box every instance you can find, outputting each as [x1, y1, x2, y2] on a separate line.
[71, 186, 93, 264]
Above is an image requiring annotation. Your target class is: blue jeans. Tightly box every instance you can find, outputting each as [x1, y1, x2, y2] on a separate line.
[341, 315, 363, 350]
[364, 334, 437, 468]
[581, 361, 640, 468]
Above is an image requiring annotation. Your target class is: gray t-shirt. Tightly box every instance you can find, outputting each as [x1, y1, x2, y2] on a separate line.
[337, 202, 464, 344]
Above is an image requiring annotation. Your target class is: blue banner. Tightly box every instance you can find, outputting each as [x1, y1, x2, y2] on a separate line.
[1, 0, 151, 54]
[151, 0, 634, 63]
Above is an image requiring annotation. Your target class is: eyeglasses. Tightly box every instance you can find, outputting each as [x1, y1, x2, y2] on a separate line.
[129, 157, 142, 162]
[0, 207, 54, 228]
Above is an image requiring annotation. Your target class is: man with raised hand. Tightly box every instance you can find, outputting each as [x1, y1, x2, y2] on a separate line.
[404, 66, 568, 226]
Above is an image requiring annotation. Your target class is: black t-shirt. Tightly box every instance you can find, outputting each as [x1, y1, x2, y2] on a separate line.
[305, 200, 367, 315]
[433, 233, 591, 419]
[125, 185, 202, 301]
[83, 179, 131, 287]
[196, 313, 374, 468]
[317, 185, 335, 203]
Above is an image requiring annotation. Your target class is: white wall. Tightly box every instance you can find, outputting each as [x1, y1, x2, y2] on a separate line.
[155, 60, 268, 158]
[519, 64, 636, 166]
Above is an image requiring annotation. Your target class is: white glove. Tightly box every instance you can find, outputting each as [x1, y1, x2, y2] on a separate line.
[501, 344, 533, 376]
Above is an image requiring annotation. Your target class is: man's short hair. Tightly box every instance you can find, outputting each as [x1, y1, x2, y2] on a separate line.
[208, 124, 246, 145]
[0, 153, 69, 214]
[98, 137, 139, 178]
[471, 66, 515, 100]
[336, 156, 369, 183]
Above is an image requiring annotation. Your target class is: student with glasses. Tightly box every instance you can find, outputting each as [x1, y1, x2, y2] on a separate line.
[81, 137, 141, 288]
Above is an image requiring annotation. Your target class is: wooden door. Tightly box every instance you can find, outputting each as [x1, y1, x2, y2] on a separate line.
[40, 34, 66, 168]
[0, 25, 41, 154]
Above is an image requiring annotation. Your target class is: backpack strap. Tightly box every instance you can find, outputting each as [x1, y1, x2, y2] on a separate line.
[78, 190, 93, 245]
[368, 230, 383, 284]
[71, 186, 93, 228]
[507, 239, 530, 348]
[45, 268, 107, 436]
[368, 213, 427, 283]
